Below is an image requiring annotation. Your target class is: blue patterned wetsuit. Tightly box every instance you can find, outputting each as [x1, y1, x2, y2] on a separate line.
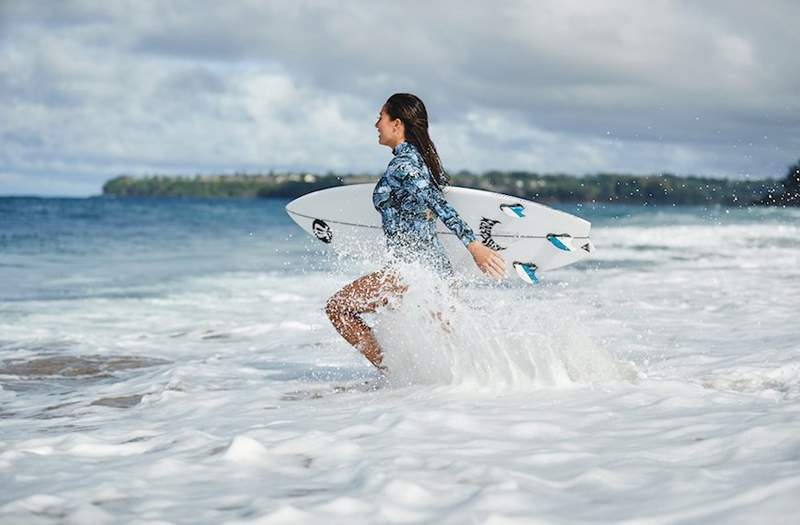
[372, 141, 476, 275]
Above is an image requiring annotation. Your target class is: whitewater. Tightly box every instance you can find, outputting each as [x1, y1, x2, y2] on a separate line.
[1, 197, 798, 524]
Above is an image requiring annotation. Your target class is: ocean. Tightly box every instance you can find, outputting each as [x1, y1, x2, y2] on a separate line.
[1, 196, 798, 524]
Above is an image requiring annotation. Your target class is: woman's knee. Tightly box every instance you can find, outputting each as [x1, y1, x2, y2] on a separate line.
[325, 295, 343, 321]
[325, 292, 355, 322]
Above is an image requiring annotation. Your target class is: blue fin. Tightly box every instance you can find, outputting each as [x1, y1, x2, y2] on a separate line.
[513, 262, 539, 284]
[500, 203, 526, 218]
[547, 233, 573, 251]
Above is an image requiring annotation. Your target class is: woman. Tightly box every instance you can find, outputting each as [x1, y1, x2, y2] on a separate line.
[325, 93, 505, 371]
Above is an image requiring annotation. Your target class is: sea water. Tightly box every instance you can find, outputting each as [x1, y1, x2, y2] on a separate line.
[1, 196, 798, 524]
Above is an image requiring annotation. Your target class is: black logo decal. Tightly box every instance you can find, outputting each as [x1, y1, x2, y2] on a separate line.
[479, 217, 506, 251]
[312, 219, 333, 244]
[581, 243, 591, 252]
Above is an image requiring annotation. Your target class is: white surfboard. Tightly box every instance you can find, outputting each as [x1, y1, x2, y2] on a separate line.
[285, 183, 594, 283]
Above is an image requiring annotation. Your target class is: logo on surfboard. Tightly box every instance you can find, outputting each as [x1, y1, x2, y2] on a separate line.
[312, 219, 333, 244]
[479, 217, 506, 251]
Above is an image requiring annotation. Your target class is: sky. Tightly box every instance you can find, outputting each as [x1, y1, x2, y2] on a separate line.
[1, 0, 798, 196]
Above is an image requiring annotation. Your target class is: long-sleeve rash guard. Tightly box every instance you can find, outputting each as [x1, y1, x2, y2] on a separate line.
[372, 141, 476, 274]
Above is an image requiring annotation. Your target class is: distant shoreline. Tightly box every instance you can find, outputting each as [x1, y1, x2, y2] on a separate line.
[100, 171, 786, 206]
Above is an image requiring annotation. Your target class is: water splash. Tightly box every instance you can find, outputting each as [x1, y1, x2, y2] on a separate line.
[370, 263, 636, 388]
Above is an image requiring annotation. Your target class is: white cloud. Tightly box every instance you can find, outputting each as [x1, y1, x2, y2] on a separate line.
[0, 0, 798, 195]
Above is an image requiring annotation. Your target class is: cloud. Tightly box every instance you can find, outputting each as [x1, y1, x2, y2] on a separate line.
[0, 0, 798, 195]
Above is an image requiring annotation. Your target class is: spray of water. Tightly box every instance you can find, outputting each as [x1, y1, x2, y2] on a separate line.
[366, 262, 637, 389]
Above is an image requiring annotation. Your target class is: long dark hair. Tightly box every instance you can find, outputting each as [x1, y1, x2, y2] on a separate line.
[384, 93, 449, 188]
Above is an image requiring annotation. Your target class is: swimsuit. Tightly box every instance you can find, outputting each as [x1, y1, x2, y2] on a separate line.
[372, 141, 476, 276]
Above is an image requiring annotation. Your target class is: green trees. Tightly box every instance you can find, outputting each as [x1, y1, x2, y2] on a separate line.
[102, 171, 785, 206]
[752, 160, 800, 206]
[783, 160, 800, 202]
[102, 174, 342, 198]
[447, 172, 779, 206]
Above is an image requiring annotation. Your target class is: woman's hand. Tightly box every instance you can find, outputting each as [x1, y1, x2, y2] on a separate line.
[467, 241, 506, 280]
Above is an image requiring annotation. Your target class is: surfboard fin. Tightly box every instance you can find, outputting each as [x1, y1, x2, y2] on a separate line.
[546, 233, 574, 251]
[500, 203, 526, 218]
[513, 262, 539, 284]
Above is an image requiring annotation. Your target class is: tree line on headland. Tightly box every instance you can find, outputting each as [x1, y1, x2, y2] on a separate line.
[103, 160, 800, 206]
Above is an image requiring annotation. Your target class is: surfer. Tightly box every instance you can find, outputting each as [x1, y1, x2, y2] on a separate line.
[325, 93, 505, 371]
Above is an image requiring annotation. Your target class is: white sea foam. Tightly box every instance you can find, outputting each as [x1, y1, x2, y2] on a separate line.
[372, 263, 635, 388]
[1, 203, 799, 523]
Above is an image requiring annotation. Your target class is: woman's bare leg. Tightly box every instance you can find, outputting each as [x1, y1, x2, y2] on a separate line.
[325, 270, 407, 370]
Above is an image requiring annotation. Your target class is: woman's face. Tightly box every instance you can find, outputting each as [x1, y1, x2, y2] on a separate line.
[375, 105, 404, 148]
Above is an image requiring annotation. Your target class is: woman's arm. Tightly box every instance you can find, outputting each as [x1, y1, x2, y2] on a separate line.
[388, 159, 506, 279]
[412, 169, 506, 279]
[385, 157, 475, 246]
[422, 182, 477, 247]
